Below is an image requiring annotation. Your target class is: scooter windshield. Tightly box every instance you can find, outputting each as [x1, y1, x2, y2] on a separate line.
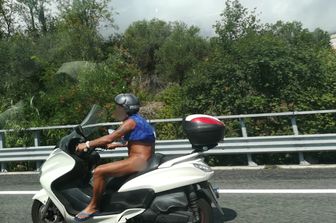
[80, 104, 107, 137]
[57, 105, 107, 153]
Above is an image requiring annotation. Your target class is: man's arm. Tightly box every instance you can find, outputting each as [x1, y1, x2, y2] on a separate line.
[106, 141, 128, 150]
[76, 119, 135, 151]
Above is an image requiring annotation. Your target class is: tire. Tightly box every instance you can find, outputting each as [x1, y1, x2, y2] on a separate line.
[31, 200, 64, 223]
[197, 198, 213, 223]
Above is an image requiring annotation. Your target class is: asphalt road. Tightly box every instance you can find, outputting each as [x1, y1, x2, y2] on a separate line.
[1, 167, 336, 223]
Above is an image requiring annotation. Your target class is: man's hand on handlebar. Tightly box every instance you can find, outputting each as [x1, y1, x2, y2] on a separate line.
[76, 143, 89, 153]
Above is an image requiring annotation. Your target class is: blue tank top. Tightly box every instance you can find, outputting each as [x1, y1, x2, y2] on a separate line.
[123, 114, 155, 143]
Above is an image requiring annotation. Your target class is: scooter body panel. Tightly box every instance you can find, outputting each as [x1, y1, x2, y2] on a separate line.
[90, 209, 145, 223]
[40, 148, 75, 190]
[119, 159, 214, 193]
[32, 189, 48, 205]
[39, 148, 76, 219]
[58, 208, 145, 223]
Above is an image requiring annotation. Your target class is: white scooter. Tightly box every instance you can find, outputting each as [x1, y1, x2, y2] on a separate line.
[31, 105, 225, 223]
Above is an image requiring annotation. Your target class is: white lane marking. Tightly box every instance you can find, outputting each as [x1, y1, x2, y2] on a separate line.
[218, 189, 336, 194]
[1, 189, 336, 195]
[0, 191, 38, 195]
[0, 172, 39, 175]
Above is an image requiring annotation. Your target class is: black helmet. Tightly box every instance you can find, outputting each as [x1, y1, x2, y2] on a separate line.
[114, 93, 140, 115]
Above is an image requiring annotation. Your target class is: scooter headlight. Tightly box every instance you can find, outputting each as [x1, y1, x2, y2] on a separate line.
[193, 163, 213, 172]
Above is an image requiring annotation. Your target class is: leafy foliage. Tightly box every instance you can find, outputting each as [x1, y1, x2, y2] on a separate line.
[155, 23, 210, 85]
[122, 19, 171, 76]
[1, 0, 336, 170]
[154, 84, 184, 140]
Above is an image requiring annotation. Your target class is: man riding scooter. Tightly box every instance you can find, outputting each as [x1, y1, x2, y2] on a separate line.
[75, 93, 155, 222]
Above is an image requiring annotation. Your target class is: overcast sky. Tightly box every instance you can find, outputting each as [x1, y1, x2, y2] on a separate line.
[109, 0, 336, 36]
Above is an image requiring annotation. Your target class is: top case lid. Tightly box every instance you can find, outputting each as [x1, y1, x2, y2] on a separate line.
[185, 114, 224, 126]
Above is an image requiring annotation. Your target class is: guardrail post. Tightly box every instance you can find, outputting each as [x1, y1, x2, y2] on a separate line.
[291, 115, 309, 165]
[0, 132, 7, 172]
[240, 118, 257, 166]
[34, 130, 42, 171]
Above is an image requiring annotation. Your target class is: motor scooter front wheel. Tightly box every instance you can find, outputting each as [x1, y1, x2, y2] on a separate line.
[31, 200, 64, 223]
[197, 198, 213, 223]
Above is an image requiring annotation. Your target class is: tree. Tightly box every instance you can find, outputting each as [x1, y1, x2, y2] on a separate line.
[0, 0, 18, 37]
[34, 48, 139, 125]
[122, 19, 172, 76]
[16, 0, 53, 35]
[182, 0, 336, 119]
[213, 0, 261, 50]
[0, 0, 117, 112]
[182, 0, 262, 115]
[58, 0, 114, 31]
[0, 34, 46, 102]
[53, 0, 115, 61]
[267, 21, 330, 49]
[155, 22, 209, 85]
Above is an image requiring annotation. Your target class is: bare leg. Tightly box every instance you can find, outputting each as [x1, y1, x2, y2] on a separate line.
[78, 157, 148, 216]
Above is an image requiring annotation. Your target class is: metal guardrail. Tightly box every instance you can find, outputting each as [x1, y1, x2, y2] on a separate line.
[1, 109, 336, 171]
[1, 134, 336, 161]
